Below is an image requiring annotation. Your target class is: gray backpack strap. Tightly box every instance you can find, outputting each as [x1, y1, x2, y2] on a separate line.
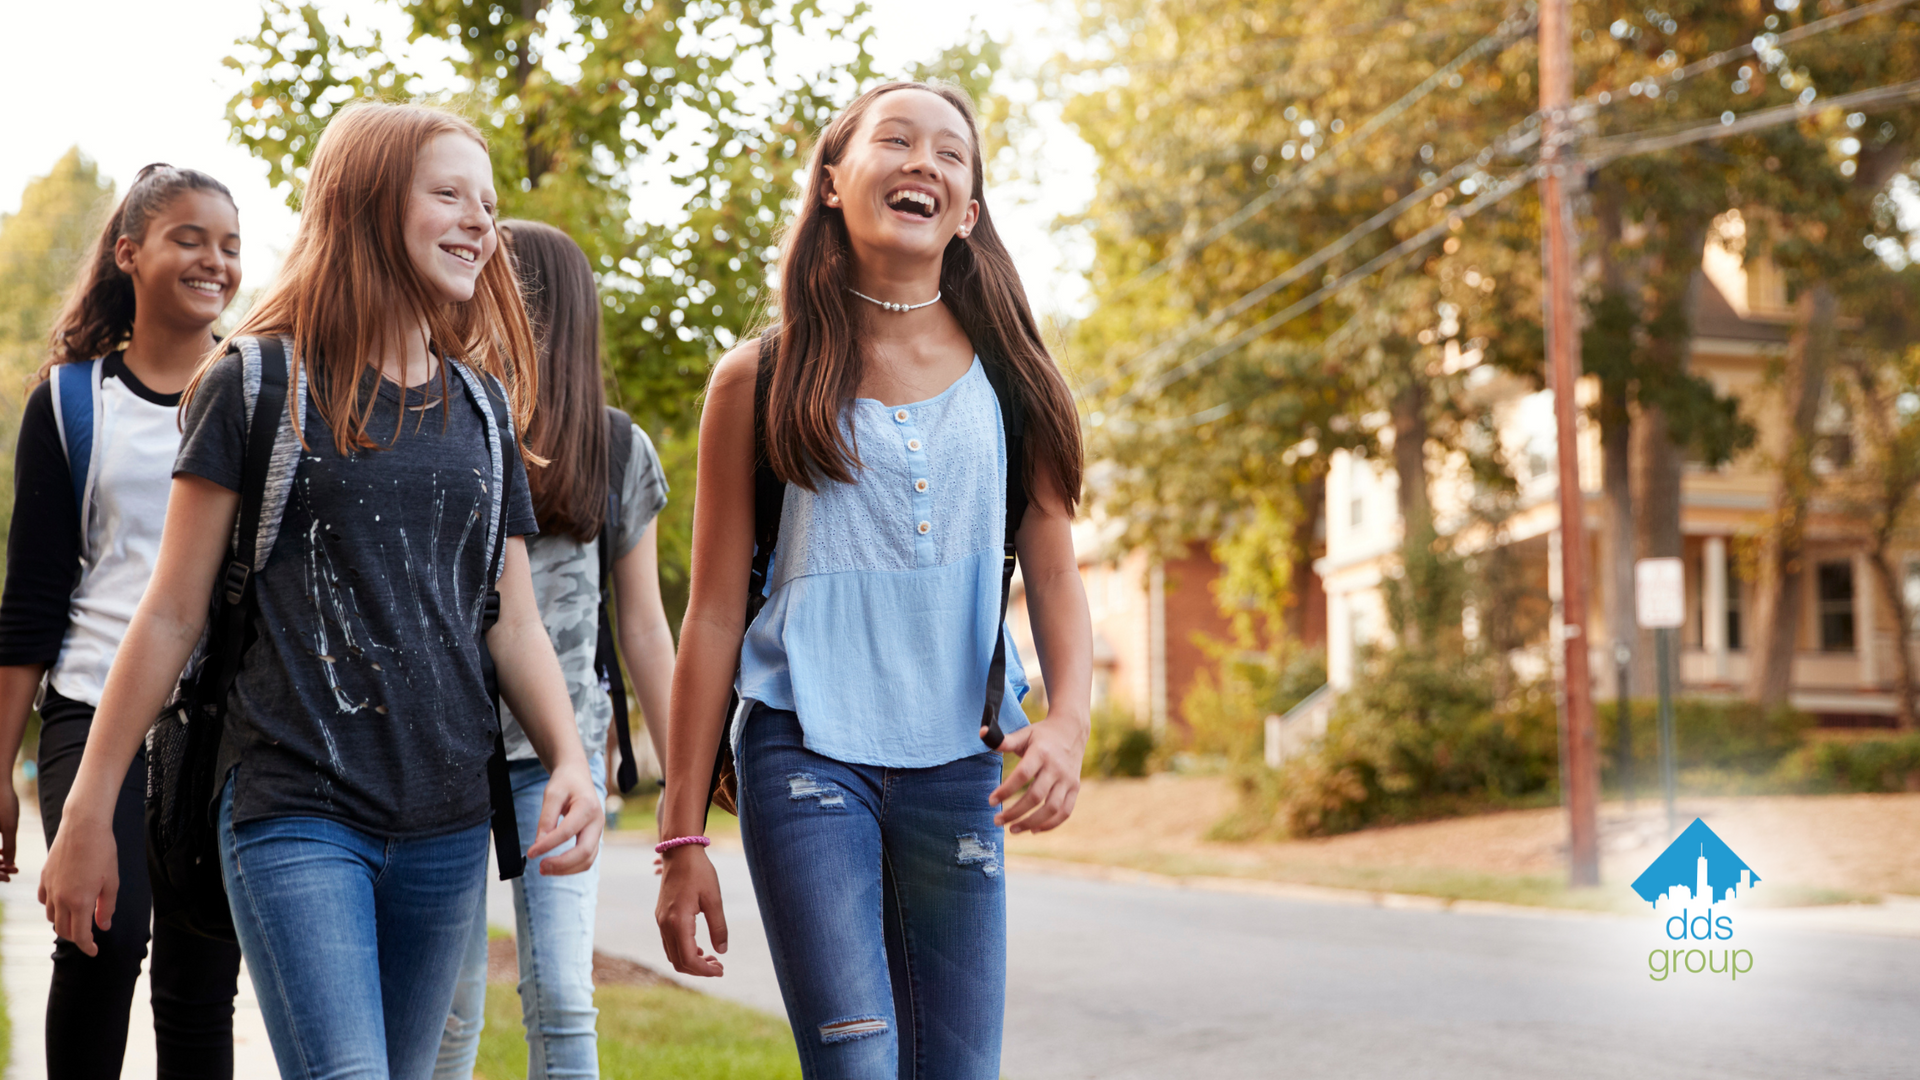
[234, 334, 306, 569]
[444, 359, 507, 588]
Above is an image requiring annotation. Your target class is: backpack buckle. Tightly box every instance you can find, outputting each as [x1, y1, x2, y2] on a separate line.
[222, 561, 252, 606]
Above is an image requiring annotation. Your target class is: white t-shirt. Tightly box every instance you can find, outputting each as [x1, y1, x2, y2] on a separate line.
[51, 364, 183, 706]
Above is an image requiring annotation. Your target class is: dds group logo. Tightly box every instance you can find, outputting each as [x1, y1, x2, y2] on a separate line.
[1631, 818, 1760, 982]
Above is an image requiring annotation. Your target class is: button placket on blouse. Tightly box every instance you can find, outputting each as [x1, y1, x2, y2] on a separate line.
[898, 405, 936, 567]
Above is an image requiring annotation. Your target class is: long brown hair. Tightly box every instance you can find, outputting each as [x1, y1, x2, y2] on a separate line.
[40, 164, 233, 382]
[502, 219, 607, 542]
[763, 81, 1082, 508]
[195, 102, 538, 456]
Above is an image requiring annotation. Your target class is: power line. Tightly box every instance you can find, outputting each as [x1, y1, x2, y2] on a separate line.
[1079, 114, 1544, 400]
[1100, 309, 1373, 435]
[1597, 0, 1916, 105]
[1076, 0, 1500, 75]
[1081, 2, 1908, 424]
[1101, 164, 1544, 415]
[1100, 4, 1539, 304]
[1586, 75, 1920, 163]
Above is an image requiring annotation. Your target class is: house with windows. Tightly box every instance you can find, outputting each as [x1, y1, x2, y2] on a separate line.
[1007, 521, 1326, 730]
[1315, 228, 1909, 727]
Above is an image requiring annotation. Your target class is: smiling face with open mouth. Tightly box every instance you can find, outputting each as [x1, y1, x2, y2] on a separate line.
[405, 132, 499, 306]
[825, 87, 981, 269]
[115, 189, 242, 330]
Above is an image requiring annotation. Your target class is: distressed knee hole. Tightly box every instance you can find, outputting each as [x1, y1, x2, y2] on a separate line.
[787, 773, 846, 808]
[819, 1015, 889, 1044]
[955, 833, 1001, 876]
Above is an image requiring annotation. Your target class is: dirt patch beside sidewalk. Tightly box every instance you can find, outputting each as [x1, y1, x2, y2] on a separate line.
[1005, 775, 1920, 906]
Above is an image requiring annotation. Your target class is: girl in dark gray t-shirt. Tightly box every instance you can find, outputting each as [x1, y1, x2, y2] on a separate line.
[39, 102, 605, 1079]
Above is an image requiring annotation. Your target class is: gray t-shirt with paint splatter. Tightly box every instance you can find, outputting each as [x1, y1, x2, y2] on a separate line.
[500, 422, 667, 762]
[177, 354, 537, 836]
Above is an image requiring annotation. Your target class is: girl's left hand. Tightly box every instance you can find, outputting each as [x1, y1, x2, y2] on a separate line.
[985, 715, 1088, 834]
[526, 762, 605, 875]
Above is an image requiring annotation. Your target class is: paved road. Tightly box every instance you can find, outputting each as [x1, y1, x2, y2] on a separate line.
[552, 836, 1920, 1080]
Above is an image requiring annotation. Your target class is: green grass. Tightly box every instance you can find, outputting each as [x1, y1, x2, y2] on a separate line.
[1027, 849, 1883, 913]
[475, 982, 799, 1080]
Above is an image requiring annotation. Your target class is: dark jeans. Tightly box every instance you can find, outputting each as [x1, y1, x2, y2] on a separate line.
[737, 704, 1006, 1080]
[37, 687, 242, 1079]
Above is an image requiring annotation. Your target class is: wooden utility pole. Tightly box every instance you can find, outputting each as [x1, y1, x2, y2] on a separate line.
[1539, 0, 1601, 886]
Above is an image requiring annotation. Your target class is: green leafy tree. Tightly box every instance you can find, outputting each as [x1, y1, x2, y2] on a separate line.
[225, 0, 881, 622]
[0, 148, 117, 578]
[1064, 0, 1547, 653]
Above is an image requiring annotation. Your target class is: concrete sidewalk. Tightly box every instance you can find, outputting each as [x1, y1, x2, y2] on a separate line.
[0, 805, 278, 1079]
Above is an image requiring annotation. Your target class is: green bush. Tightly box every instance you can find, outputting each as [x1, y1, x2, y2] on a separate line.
[1595, 698, 1810, 790]
[1179, 645, 1326, 763]
[1249, 649, 1561, 838]
[1778, 734, 1920, 793]
[1083, 701, 1158, 778]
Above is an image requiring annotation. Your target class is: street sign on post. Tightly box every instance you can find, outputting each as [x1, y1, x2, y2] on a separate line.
[1635, 557, 1685, 629]
[1635, 556, 1684, 835]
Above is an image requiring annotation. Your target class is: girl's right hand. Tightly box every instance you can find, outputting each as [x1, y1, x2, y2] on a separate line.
[656, 845, 728, 977]
[39, 814, 119, 956]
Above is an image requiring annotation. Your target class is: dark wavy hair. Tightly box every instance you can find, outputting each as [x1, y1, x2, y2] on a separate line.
[761, 80, 1082, 508]
[39, 163, 234, 382]
[502, 219, 608, 543]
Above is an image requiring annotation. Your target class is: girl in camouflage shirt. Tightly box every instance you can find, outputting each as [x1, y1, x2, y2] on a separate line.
[436, 220, 674, 1079]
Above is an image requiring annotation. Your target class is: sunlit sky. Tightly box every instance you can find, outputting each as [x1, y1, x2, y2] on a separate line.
[1, 0, 1098, 320]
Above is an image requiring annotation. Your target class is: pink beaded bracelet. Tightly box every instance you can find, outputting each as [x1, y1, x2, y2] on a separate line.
[654, 835, 712, 854]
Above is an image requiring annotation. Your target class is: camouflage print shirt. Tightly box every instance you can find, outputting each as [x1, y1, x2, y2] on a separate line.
[500, 422, 667, 761]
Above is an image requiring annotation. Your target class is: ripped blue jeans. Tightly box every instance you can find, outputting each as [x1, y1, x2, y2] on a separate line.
[737, 704, 1005, 1080]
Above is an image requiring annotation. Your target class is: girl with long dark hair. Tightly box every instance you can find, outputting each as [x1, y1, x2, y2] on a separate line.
[434, 219, 674, 1079]
[38, 103, 603, 1078]
[655, 81, 1093, 1079]
[0, 163, 245, 1078]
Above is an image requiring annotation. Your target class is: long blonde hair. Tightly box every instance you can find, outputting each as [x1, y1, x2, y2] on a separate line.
[191, 102, 537, 455]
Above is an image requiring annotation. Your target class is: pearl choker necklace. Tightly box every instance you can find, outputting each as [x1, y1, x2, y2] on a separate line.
[847, 287, 941, 313]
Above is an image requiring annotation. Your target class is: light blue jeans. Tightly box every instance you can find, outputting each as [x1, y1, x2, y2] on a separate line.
[217, 777, 490, 1080]
[738, 705, 1007, 1080]
[435, 752, 605, 1080]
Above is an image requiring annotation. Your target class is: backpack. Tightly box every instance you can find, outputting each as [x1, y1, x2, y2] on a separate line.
[704, 337, 1029, 818]
[594, 406, 642, 795]
[48, 357, 109, 562]
[145, 335, 526, 942]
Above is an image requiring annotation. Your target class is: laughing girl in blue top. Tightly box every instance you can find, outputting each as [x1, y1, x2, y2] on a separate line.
[656, 80, 1094, 1080]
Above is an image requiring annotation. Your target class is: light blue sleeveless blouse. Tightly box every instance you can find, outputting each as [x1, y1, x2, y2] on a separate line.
[734, 356, 1031, 767]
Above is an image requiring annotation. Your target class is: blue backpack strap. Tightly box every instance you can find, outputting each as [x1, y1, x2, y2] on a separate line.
[53, 359, 102, 521]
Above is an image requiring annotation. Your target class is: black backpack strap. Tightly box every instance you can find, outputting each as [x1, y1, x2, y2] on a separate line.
[979, 358, 1027, 751]
[703, 336, 785, 828]
[597, 406, 640, 794]
[473, 375, 524, 880]
[749, 340, 784, 612]
[199, 336, 289, 720]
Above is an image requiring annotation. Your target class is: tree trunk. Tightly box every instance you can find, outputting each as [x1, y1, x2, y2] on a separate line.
[1603, 382, 1634, 703]
[1749, 286, 1839, 707]
[1631, 401, 1683, 691]
[1630, 267, 1705, 696]
[1287, 470, 1327, 645]
[518, 0, 553, 185]
[1391, 374, 1433, 650]
[1867, 549, 1917, 729]
[1591, 184, 1637, 707]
